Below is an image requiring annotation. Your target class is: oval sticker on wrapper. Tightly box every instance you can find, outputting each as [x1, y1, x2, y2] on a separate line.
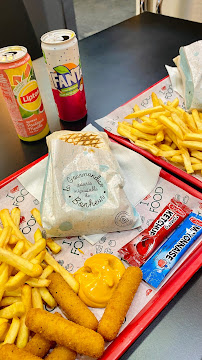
[62, 170, 108, 211]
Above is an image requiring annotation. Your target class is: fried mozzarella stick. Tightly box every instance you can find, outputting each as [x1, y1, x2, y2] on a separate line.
[26, 308, 104, 358]
[48, 272, 98, 330]
[0, 343, 42, 360]
[97, 266, 142, 341]
[24, 333, 54, 358]
[45, 345, 76, 360]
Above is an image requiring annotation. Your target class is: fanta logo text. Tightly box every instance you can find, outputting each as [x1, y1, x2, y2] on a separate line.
[20, 88, 39, 104]
[51, 65, 81, 90]
[190, 217, 202, 227]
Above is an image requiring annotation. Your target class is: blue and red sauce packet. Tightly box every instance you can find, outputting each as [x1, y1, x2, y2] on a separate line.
[118, 198, 202, 288]
[141, 212, 202, 288]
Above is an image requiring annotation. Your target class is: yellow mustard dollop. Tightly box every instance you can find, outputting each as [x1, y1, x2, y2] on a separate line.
[74, 253, 125, 308]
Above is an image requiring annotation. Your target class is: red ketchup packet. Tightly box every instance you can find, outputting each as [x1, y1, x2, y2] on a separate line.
[118, 198, 192, 267]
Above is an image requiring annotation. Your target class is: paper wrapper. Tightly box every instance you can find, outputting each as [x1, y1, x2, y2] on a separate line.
[0, 171, 201, 359]
[95, 76, 202, 183]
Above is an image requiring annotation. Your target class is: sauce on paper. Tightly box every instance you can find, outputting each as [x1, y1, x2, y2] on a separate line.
[74, 253, 125, 308]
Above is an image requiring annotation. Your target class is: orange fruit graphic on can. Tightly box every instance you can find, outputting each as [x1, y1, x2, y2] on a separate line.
[0, 46, 49, 141]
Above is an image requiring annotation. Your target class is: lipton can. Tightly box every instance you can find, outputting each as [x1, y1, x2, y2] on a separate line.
[0, 46, 49, 141]
[41, 29, 87, 122]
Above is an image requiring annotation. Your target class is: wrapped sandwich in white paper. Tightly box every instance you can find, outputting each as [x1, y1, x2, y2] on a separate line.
[41, 130, 138, 237]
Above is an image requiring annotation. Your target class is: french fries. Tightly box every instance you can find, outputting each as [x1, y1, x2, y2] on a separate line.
[117, 92, 202, 175]
[0, 207, 79, 351]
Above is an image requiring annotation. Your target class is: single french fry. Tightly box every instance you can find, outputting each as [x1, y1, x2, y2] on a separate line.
[151, 92, 160, 107]
[40, 265, 54, 280]
[159, 149, 182, 158]
[134, 140, 159, 156]
[191, 150, 202, 161]
[32, 288, 43, 309]
[26, 278, 51, 287]
[170, 155, 183, 163]
[181, 148, 194, 174]
[167, 98, 179, 108]
[0, 318, 8, 326]
[0, 248, 42, 278]
[181, 141, 202, 151]
[21, 238, 46, 261]
[192, 109, 202, 131]
[44, 252, 79, 293]
[192, 163, 202, 171]
[34, 229, 43, 243]
[159, 144, 173, 151]
[39, 287, 57, 308]
[31, 208, 42, 227]
[125, 105, 163, 119]
[184, 112, 197, 131]
[3, 316, 20, 344]
[0, 322, 9, 342]
[158, 115, 184, 140]
[16, 285, 32, 348]
[10, 208, 21, 228]
[131, 128, 156, 141]
[190, 157, 201, 164]
[46, 238, 61, 254]
[4, 288, 22, 297]
[184, 133, 202, 142]
[0, 302, 25, 319]
[156, 130, 164, 142]
[0, 226, 12, 248]
[150, 110, 170, 119]
[0, 264, 9, 302]
[0, 296, 21, 307]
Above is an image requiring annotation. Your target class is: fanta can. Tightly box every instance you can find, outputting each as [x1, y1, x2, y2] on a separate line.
[0, 46, 49, 141]
[41, 29, 87, 122]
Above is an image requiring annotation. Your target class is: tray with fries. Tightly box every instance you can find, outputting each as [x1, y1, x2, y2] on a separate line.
[96, 76, 202, 190]
[0, 152, 201, 360]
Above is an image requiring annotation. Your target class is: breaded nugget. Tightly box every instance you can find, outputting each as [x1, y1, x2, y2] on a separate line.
[97, 266, 142, 341]
[45, 345, 76, 360]
[24, 333, 54, 358]
[26, 308, 104, 358]
[0, 343, 42, 360]
[48, 272, 98, 330]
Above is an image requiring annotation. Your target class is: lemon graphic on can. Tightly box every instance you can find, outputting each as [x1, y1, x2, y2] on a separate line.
[17, 80, 41, 112]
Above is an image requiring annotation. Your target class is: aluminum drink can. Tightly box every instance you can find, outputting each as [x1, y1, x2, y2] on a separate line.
[0, 46, 49, 141]
[41, 29, 87, 122]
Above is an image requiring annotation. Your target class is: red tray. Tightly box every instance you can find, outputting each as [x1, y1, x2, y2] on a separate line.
[0, 156, 201, 360]
[104, 76, 202, 190]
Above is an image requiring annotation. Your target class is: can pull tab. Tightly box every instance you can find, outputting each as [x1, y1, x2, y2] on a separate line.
[62, 36, 70, 41]
[3, 51, 17, 61]
[136, 236, 154, 256]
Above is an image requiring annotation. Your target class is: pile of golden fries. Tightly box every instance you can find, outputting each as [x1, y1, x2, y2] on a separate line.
[117, 92, 202, 174]
[0, 207, 79, 348]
